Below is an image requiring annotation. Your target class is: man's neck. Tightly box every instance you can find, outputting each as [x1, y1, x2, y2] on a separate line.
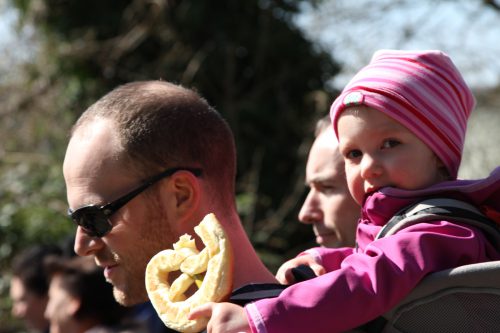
[224, 219, 278, 288]
[200, 207, 279, 288]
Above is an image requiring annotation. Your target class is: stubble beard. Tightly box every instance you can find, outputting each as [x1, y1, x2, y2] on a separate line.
[109, 250, 149, 307]
[113, 284, 149, 307]
[113, 215, 175, 306]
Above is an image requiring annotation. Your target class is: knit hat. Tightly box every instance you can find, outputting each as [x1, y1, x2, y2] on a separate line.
[330, 50, 476, 179]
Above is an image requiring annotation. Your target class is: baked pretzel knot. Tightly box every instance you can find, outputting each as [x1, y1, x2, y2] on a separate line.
[145, 213, 233, 333]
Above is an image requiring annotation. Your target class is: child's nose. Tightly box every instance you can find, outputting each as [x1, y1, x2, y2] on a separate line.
[360, 154, 382, 179]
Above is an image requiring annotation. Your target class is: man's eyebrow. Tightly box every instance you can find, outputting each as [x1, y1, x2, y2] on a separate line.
[307, 173, 335, 185]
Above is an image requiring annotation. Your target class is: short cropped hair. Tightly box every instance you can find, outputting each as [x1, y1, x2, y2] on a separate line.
[12, 244, 62, 296]
[72, 81, 237, 202]
[314, 115, 332, 138]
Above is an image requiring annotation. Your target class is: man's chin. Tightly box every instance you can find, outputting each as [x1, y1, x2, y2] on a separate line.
[316, 234, 340, 248]
[112, 286, 149, 307]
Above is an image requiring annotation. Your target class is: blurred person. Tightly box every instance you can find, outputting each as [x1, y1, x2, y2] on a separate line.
[44, 255, 145, 333]
[10, 244, 62, 333]
[298, 115, 360, 248]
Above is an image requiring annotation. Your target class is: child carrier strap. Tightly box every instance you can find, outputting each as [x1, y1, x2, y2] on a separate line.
[375, 197, 500, 248]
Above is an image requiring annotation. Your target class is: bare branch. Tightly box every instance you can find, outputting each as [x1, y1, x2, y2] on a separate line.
[484, 0, 500, 11]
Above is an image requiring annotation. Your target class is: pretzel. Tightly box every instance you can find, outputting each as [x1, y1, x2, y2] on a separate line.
[145, 213, 233, 333]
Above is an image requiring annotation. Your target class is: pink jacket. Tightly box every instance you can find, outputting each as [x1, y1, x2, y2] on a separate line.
[245, 168, 500, 333]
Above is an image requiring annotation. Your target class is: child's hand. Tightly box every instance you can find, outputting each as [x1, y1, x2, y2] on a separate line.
[275, 254, 325, 284]
[189, 302, 250, 333]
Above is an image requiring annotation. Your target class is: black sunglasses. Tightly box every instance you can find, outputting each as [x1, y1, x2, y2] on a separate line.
[68, 167, 202, 238]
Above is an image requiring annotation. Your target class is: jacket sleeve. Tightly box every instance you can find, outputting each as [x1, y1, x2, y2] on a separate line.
[245, 221, 497, 333]
[301, 246, 354, 271]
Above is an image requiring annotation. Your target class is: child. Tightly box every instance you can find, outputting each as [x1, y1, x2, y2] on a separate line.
[189, 50, 500, 333]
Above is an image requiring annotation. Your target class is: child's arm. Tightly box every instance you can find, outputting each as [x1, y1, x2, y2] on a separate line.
[189, 247, 356, 331]
[275, 254, 325, 284]
[276, 247, 354, 284]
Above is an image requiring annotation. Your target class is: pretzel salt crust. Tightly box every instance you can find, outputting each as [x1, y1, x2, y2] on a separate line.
[145, 213, 233, 333]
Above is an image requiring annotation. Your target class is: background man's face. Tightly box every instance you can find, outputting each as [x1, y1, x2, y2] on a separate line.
[10, 276, 49, 332]
[299, 127, 359, 248]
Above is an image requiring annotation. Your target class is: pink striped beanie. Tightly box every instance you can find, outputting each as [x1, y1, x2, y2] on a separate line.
[330, 50, 476, 179]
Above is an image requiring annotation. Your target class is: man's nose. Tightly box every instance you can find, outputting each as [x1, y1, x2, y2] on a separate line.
[298, 190, 323, 224]
[74, 227, 104, 256]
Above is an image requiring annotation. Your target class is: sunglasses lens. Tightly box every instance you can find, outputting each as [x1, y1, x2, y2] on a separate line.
[71, 207, 112, 237]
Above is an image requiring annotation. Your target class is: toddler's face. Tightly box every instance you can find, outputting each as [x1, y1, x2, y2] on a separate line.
[337, 106, 446, 205]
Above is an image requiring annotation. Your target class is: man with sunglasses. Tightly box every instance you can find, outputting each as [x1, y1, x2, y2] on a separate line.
[62, 81, 280, 331]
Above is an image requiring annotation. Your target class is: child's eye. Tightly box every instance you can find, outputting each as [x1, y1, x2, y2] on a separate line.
[346, 149, 362, 159]
[381, 139, 400, 149]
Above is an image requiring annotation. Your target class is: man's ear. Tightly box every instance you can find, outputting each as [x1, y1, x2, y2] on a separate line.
[166, 170, 201, 219]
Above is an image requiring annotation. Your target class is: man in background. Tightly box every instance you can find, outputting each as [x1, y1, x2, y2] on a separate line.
[298, 116, 359, 248]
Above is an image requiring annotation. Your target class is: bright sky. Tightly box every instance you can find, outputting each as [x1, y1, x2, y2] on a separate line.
[0, 2, 17, 47]
[0, 3, 36, 83]
[295, 0, 500, 90]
